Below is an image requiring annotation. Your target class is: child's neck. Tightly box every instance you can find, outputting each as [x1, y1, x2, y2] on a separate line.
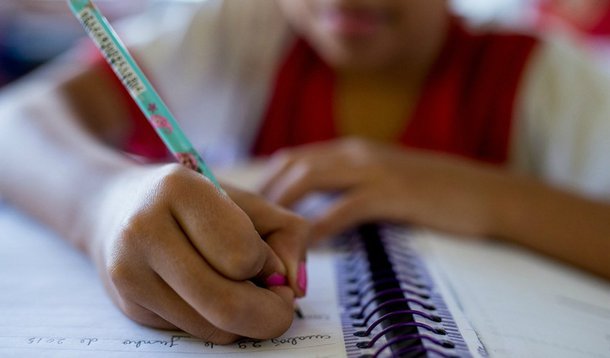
[335, 17, 448, 142]
[335, 57, 436, 142]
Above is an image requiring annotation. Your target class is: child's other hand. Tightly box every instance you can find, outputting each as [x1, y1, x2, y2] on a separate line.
[260, 138, 505, 241]
[88, 164, 309, 344]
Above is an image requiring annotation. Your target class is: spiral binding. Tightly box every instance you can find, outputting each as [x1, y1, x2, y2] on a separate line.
[337, 224, 472, 358]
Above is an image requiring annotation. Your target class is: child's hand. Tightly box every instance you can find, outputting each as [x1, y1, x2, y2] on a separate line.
[260, 138, 506, 241]
[88, 164, 309, 344]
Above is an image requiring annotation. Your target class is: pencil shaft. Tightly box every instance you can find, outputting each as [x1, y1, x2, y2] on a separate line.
[67, 0, 221, 188]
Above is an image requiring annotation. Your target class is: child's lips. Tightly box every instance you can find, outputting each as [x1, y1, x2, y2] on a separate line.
[321, 7, 389, 38]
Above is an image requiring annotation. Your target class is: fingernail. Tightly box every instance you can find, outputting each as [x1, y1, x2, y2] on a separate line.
[265, 273, 288, 287]
[297, 262, 307, 295]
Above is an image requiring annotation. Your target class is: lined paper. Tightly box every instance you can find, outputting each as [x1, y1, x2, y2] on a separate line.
[0, 203, 346, 357]
[413, 231, 610, 358]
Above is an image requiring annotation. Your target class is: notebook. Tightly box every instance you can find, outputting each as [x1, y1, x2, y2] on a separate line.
[1, 164, 610, 357]
[334, 224, 480, 357]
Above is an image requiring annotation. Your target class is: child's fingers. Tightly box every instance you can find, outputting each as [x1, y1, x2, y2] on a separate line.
[262, 159, 365, 208]
[148, 225, 295, 339]
[259, 139, 383, 205]
[311, 189, 387, 240]
[166, 169, 287, 282]
[115, 298, 179, 331]
[259, 150, 301, 196]
[259, 143, 335, 197]
[229, 186, 310, 297]
[106, 234, 237, 342]
[122, 274, 241, 344]
[115, 287, 240, 344]
[263, 225, 309, 297]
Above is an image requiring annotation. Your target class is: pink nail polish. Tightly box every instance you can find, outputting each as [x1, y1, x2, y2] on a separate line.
[266, 273, 288, 287]
[297, 262, 307, 295]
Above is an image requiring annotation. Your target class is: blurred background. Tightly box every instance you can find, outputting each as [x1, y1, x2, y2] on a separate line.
[0, 0, 151, 86]
[0, 0, 609, 87]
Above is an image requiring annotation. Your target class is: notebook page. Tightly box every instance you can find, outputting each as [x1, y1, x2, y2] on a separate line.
[412, 231, 610, 358]
[0, 203, 347, 358]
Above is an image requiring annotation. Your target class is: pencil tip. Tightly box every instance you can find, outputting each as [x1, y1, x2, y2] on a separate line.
[294, 306, 304, 319]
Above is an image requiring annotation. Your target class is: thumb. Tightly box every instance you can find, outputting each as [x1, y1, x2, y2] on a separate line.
[260, 249, 296, 314]
[256, 241, 290, 288]
[222, 184, 310, 296]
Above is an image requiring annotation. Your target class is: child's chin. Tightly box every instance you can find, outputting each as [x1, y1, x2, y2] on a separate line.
[320, 45, 399, 72]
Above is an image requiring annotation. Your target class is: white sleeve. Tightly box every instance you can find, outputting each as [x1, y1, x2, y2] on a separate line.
[511, 36, 610, 199]
[113, 0, 291, 165]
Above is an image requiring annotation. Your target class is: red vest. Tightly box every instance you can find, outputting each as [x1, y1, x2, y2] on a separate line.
[253, 21, 538, 165]
[93, 20, 537, 165]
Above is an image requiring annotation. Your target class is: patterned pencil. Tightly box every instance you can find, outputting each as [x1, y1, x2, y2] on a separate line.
[67, 0, 222, 189]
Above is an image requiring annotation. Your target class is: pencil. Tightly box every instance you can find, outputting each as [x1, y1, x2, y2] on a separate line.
[67, 0, 304, 318]
[67, 0, 221, 189]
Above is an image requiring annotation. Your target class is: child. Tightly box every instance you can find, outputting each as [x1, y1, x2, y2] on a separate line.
[0, 0, 609, 344]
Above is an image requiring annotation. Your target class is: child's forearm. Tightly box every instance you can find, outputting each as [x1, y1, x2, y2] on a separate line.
[491, 175, 610, 280]
[259, 139, 610, 280]
[0, 76, 135, 253]
[0, 85, 309, 341]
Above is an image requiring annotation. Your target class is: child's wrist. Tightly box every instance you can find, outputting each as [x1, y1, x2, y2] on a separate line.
[80, 162, 148, 261]
[485, 173, 533, 242]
